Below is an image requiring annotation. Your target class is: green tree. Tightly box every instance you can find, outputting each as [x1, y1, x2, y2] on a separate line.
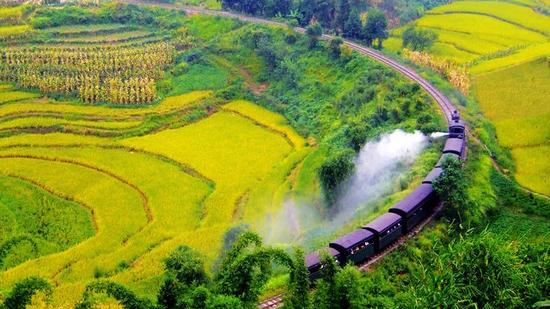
[158, 245, 209, 308]
[363, 8, 388, 48]
[3, 277, 52, 309]
[329, 36, 344, 58]
[343, 9, 362, 39]
[285, 248, 310, 309]
[402, 26, 437, 51]
[76, 280, 150, 309]
[334, 265, 363, 308]
[433, 156, 467, 223]
[306, 20, 323, 49]
[319, 149, 355, 205]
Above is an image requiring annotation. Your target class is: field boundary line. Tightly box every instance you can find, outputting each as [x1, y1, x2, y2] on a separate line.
[221, 109, 296, 148]
[1, 174, 99, 232]
[0, 143, 216, 187]
[427, 11, 550, 38]
[0, 154, 152, 223]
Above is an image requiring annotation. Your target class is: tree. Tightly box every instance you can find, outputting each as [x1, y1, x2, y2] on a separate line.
[285, 248, 310, 309]
[363, 8, 388, 48]
[76, 280, 151, 309]
[336, 0, 350, 32]
[3, 277, 52, 309]
[329, 36, 344, 58]
[318, 149, 355, 205]
[343, 9, 361, 39]
[402, 26, 437, 51]
[158, 245, 209, 308]
[432, 156, 467, 224]
[333, 266, 363, 309]
[306, 20, 323, 49]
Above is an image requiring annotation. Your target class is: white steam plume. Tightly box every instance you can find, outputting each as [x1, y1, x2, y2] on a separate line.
[261, 129, 429, 244]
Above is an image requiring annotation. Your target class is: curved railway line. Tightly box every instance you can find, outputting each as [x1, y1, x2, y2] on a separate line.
[121, 2, 465, 307]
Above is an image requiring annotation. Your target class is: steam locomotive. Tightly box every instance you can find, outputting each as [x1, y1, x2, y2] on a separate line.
[306, 113, 466, 280]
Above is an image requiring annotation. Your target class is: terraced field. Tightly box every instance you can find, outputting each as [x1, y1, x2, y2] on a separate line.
[0, 17, 310, 304]
[386, 0, 550, 196]
[0, 85, 306, 304]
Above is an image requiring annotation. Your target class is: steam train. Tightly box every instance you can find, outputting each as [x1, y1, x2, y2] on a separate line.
[306, 113, 466, 280]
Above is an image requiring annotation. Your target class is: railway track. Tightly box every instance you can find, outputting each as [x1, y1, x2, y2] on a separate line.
[118, 2, 463, 307]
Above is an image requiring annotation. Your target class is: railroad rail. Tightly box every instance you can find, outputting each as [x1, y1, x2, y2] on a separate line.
[118, 2, 463, 308]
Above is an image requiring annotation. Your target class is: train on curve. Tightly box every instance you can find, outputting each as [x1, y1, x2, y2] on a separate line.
[306, 113, 466, 280]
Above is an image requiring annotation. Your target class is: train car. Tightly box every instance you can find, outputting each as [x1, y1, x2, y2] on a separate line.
[389, 184, 437, 232]
[436, 153, 460, 168]
[306, 247, 342, 281]
[329, 229, 375, 265]
[363, 213, 403, 251]
[443, 137, 465, 157]
[449, 119, 466, 139]
[422, 167, 442, 184]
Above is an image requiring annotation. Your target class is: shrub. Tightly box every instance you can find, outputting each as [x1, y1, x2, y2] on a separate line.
[318, 149, 355, 205]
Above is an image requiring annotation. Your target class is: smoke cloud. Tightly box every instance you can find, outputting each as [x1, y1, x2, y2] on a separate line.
[261, 129, 429, 245]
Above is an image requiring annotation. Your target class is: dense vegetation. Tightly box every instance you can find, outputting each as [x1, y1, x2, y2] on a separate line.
[0, 2, 443, 306]
[1, 1, 548, 308]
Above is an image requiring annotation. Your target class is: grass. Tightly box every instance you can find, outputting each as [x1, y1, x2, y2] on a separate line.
[0, 24, 29, 37]
[50, 30, 153, 44]
[0, 91, 211, 119]
[0, 91, 39, 104]
[222, 100, 306, 149]
[44, 23, 129, 35]
[512, 146, 550, 196]
[470, 42, 550, 73]
[0, 117, 142, 131]
[430, 1, 550, 36]
[474, 58, 550, 196]
[0, 175, 95, 269]
[167, 63, 229, 95]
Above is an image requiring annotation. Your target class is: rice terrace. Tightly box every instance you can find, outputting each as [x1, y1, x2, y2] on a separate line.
[0, 0, 549, 308]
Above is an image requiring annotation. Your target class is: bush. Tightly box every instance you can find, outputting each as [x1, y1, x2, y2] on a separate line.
[318, 149, 355, 205]
[3, 277, 52, 309]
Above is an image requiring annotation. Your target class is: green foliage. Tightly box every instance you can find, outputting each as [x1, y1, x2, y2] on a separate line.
[333, 265, 363, 309]
[433, 156, 467, 224]
[318, 149, 355, 205]
[3, 277, 52, 309]
[31, 3, 184, 30]
[402, 26, 437, 51]
[328, 37, 343, 58]
[363, 8, 388, 48]
[285, 248, 309, 309]
[76, 280, 151, 309]
[305, 21, 323, 49]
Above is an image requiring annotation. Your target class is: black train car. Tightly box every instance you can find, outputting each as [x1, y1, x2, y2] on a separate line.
[422, 167, 442, 184]
[329, 229, 375, 265]
[443, 137, 465, 157]
[363, 213, 403, 252]
[389, 184, 437, 232]
[306, 248, 342, 281]
[449, 119, 466, 139]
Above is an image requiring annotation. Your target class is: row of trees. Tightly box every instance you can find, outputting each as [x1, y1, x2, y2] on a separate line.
[0, 231, 311, 309]
[0, 43, 175, 104]
[222, 0, 389, 48]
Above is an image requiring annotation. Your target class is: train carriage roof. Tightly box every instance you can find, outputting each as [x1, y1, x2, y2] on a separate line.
[330, 229, 374, 251]
[306, 247, 340, 267]
[423, 167, 443, 184]
[443, 137, 464, 155]
[363, 212, 402, 234]
[389, 184, 435, 216]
